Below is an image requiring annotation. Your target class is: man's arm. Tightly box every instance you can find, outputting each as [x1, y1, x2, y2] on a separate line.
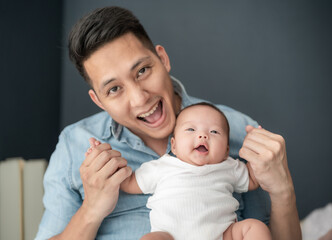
[50, 141, 132, 240]
[49, 205, 102, 240]
[269, 186, 301, 240]
[240, 126, 301, 240]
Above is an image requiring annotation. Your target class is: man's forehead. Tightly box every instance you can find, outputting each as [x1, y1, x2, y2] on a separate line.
[83, 37, 155, 91]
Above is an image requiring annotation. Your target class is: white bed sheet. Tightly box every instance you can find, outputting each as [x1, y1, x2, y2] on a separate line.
[301, 203, 332, 240]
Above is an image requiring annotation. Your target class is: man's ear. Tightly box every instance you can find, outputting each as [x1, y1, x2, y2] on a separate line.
[155, 45, 171, 73]
[171, 137, 176, 155]
[89, 89, 105, 110]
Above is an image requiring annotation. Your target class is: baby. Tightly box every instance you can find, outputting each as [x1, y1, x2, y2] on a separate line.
[87, 102, 271, 240]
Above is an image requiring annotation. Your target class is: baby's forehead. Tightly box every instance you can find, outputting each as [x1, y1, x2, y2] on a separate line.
[176, 105, 226, 125]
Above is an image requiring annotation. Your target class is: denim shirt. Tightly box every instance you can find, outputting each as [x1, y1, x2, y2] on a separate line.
[35, 77, 270, 240]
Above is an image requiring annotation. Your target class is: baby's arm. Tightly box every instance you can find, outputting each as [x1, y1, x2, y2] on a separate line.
[86, 138, 142, 194]
[247, 162, 260, 191]
[120, 172, 143, 194]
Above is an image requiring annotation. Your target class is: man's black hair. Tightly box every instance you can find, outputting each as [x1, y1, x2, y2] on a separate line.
[68, 6, 157, 84]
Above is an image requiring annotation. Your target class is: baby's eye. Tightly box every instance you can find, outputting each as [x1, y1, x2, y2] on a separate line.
[186, 128, 195, 132]
[210, 130, 219, 134]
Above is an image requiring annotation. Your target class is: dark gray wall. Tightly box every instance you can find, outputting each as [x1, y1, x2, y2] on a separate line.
[60, 1, 332, 219]
[0, 1, 62, 159]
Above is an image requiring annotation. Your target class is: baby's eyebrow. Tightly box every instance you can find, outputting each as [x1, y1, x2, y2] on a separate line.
[178, 121, 193, 126]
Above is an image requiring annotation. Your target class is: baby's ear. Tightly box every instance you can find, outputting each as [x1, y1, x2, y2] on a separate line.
[225, 145, 230, 160]
[171, 137, 176, 155]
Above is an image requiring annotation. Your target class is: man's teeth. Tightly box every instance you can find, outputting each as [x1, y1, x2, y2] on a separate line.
[138, 103, 159, 118]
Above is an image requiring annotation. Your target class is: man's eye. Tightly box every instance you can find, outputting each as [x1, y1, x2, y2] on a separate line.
[137, 67, 146, 77]
[210, 130, 219, 134]
[186, 128, 195, 132]
[109, 86, 120, 94]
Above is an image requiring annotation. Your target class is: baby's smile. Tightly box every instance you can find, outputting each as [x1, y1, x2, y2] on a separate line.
[195, 144, 208, 153]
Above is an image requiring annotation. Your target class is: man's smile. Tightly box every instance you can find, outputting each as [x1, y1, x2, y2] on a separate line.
[138, 101, 160, 118]
[137, 100, 164, 125]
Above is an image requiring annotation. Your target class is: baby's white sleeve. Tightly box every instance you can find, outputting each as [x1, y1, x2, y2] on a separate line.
[233, 159, 249, 193]
[135, 159, 161, 194]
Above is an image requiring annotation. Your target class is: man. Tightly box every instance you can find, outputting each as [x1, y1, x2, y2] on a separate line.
[36, 6, 301, 240]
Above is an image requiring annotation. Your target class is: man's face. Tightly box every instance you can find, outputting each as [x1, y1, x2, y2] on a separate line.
[84, 33, 180, 143]
[171, 105, 229, 166]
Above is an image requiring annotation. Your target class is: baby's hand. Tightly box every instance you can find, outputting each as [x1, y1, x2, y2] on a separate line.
[85, 137, 101, 157]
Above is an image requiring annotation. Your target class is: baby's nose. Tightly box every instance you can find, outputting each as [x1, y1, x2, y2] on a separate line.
[198, 135, 207, 139]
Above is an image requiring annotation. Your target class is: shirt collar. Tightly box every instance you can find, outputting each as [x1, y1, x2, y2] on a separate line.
[106, 75, 192, 140]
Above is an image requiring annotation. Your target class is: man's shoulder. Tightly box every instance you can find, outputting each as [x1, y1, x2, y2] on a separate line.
[215, 104, 257, 127]
[62, 111, 111, 139]
[187, 95, 256, 122]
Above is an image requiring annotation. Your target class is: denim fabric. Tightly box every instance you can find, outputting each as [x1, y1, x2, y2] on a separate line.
[35, 77, 270, 240]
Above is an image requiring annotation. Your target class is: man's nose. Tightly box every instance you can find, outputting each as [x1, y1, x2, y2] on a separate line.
[128, 84, 149, 107]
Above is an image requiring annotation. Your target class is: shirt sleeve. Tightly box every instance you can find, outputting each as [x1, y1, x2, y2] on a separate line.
[135, 158, 162, 194]
[233, 159, 249, 193]
[35, 131, 82, 240]
[242, 187, 271, 225]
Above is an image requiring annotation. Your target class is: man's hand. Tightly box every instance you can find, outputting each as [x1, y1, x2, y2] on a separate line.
[80, 138, 132, 222]
[239, 126, 301, 240]
[239, 126, 294, 199]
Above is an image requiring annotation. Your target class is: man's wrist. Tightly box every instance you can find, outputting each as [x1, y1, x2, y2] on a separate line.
[80, 202, 105, 226]
[270, 185, 296, 209]
[55, 204, 103, 240]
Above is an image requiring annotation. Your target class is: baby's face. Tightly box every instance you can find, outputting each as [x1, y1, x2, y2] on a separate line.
[171, 105, 229, 166]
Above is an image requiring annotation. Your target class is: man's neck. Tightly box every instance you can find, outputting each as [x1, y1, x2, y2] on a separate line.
[143, 137, 169, 157]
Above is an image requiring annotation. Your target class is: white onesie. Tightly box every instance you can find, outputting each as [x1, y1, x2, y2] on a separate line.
[135, 154, 249, 240]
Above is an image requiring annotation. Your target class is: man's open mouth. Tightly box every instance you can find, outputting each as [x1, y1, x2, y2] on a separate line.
[137, 100, 163, 124]
[195, 145, 208, 153]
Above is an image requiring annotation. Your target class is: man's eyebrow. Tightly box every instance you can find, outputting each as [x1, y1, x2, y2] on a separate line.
[100, 78, 116, 92]
[131, 56, 151, 71]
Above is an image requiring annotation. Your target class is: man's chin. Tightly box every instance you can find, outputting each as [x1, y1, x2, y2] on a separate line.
[146, 128, 172, 140]
[129, 122, 171, 140]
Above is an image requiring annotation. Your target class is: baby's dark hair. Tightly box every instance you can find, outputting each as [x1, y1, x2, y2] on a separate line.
[176, 102, 230, 144]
